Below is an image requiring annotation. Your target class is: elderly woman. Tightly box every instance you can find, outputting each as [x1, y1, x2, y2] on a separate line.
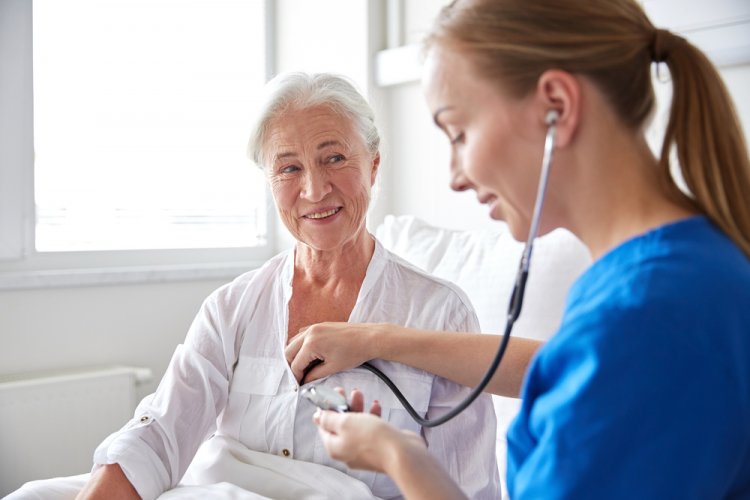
[9, 73, 501, 500]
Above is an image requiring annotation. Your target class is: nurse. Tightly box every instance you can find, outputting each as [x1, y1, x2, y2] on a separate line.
[287, 0, 750, 497]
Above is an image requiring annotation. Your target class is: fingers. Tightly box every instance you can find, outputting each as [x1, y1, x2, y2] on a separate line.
[314, 410, 346, 461]
[301, 358, 324, 385]
[313, 411, 393, 472]
[286, 325, 330, 383]
[289, 347, 323, 385]
[306, 361, 337, 384]
[314, 408, 345, 435]
[286, 337, 311, 383]
[370, 399, 381, 417]
[349, 389, 364, 412]
[316, 415, 348, 463]
[291, 356, 313, 384]
[286, 322, 361, 384]
[332, 388, 370, 413]
[284, 328, 304, 366]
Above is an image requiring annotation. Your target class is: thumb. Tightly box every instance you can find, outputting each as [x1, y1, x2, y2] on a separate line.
[288, 347, 321, 384]
[315, 409, 345, 435]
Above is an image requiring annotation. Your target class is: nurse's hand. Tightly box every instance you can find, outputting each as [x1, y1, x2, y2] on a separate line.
[314, 407, 424, 473]
[316, 387, 403, 472]
[314, 401, 467, 500]
[286, 322, 387, 383]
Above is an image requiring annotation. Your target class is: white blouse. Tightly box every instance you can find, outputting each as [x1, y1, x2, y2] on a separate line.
[94, 239, 500, 499]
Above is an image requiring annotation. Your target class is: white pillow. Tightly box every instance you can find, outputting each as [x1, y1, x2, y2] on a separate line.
[375, 214, 592, 339]
[375, 214, 592, 493]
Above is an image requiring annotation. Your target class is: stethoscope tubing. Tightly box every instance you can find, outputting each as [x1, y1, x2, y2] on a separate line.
[361, 116, 559, 427]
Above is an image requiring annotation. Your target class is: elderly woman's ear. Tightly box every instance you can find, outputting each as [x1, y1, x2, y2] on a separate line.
[370, 152, 381, 186]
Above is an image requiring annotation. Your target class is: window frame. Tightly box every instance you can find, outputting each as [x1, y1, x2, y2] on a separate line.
[0, 0, 279, 290]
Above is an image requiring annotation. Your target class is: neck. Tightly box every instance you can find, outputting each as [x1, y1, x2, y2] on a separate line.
[293, 228, 375, 285]
[555, 97, 696, 260]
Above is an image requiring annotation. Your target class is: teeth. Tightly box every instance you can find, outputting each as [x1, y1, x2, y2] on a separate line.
[306, 208, 339, 219]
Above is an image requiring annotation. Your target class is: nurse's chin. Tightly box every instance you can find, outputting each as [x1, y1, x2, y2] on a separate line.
[487, 202, 509, 223]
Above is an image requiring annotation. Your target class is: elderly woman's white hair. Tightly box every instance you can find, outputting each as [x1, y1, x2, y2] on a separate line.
[248, 72, 381, 168]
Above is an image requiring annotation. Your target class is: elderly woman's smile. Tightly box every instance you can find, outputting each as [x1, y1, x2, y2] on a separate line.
[303, 206, 342, 220]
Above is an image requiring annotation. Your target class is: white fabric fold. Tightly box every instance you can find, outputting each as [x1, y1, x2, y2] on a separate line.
[165, 435, 381, 500]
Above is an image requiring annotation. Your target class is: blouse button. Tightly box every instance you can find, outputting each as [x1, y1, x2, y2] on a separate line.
[139, 416, 149, 423]
[282, 449, 290, 457]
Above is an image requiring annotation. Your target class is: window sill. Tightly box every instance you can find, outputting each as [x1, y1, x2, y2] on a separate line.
[0, 260, 265, 290]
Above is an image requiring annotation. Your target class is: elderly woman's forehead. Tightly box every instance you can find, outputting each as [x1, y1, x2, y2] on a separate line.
[268, 106, 360, 140]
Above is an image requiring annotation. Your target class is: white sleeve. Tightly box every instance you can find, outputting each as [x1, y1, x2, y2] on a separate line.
[93, 288, 238, 500]
[422, 298, 502, 500]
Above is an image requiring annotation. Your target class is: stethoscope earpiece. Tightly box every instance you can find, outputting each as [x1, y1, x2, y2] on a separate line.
[545, 109, 560, 126]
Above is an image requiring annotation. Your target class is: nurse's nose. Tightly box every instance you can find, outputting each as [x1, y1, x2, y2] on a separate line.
[300, 169, 332, 201]
[449, 155, 473, 192]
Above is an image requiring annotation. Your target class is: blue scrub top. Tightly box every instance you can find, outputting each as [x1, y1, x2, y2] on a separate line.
[507, 216, 750, 499]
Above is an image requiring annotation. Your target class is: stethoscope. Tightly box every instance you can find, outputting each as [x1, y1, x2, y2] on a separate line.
[302, 110, 559, 427]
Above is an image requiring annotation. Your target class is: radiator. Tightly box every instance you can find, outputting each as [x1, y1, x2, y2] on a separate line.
[0, 366, 152, 495]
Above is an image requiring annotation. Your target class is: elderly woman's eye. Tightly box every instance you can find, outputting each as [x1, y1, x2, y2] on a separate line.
[280, 165, 300, 174]
[327, 154, 345, 164]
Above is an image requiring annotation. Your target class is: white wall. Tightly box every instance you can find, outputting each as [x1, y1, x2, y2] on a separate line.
[718, 66, 750, 137]
[0, 280, 224, 399]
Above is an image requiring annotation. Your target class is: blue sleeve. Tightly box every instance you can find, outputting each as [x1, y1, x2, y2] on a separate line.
[506, 305, 746, 500]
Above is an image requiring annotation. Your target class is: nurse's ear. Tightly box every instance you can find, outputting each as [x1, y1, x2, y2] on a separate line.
[534, 69, 581, 148]
[370, 151, 381, 186]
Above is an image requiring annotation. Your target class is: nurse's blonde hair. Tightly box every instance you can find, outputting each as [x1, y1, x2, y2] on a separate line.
[426, 0, 750, 258]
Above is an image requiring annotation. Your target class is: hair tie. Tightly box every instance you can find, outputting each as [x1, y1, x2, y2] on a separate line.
[651, 28, 685, 63]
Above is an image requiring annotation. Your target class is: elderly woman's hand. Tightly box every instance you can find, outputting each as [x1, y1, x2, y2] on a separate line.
[286, 322, 388, 384]
[75, 464, 140, 500]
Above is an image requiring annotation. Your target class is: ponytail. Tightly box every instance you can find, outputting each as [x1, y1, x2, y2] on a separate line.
[654, 30, 750, 258]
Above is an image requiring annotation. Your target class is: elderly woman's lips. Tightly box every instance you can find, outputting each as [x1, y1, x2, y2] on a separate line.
[303, 207, 342, 219]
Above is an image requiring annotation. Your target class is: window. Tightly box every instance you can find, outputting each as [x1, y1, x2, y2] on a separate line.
[34, 0, 269, 252]
[0, 0, 275, 288]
